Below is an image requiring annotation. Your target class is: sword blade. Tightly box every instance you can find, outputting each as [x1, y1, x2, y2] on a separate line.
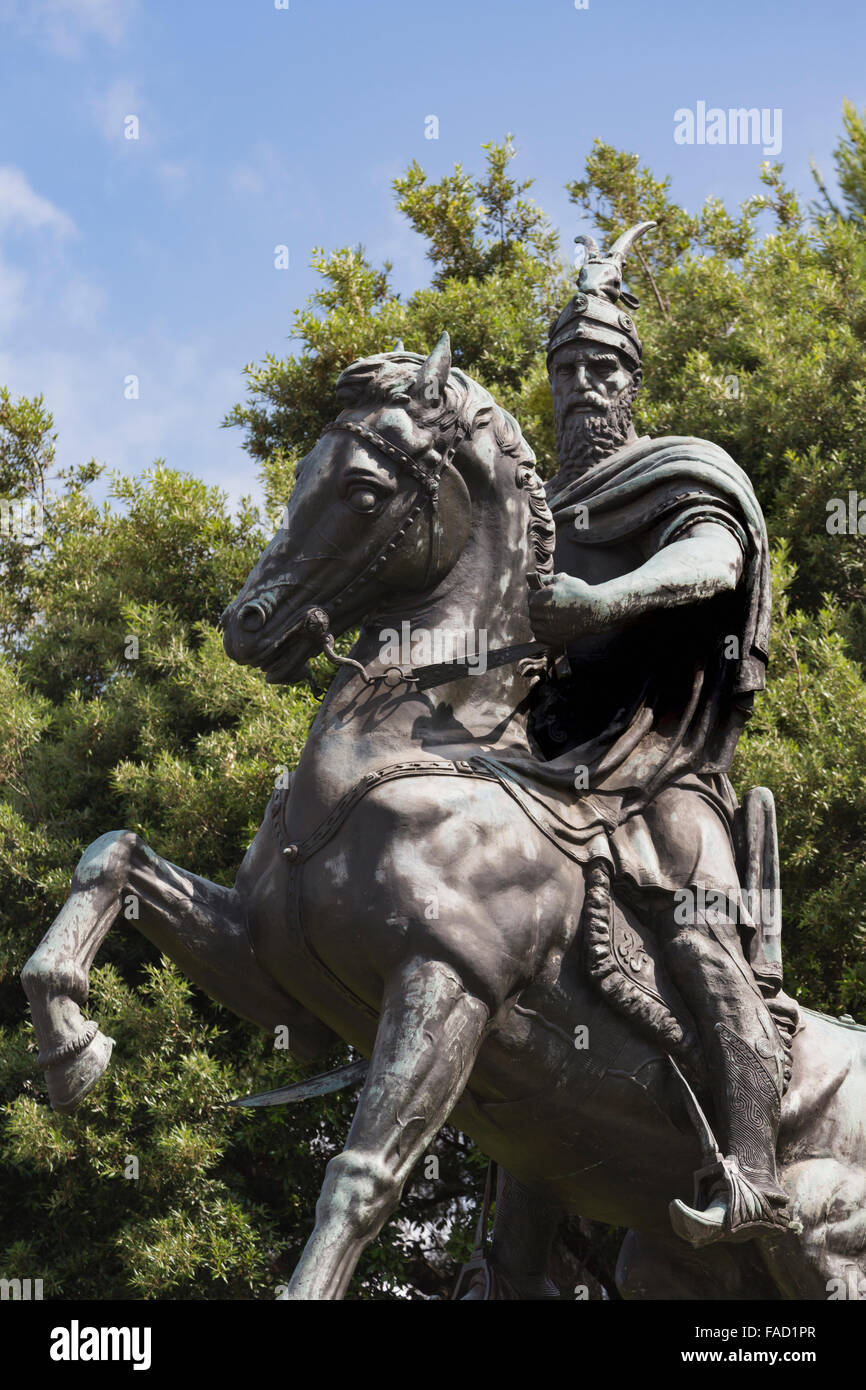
[229, 1058, 369, 1108]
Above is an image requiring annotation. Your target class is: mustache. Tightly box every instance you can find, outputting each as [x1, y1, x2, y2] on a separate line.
[565, 392, 608, 414]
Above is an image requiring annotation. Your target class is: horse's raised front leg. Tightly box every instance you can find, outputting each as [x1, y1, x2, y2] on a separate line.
[286, 954, 489, 1300]
[21, 828, 333, 1111]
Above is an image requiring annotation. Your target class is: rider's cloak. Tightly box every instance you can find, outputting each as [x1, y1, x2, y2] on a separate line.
[477, 433, 774, 974]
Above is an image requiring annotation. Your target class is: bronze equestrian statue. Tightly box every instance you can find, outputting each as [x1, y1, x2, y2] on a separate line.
[21, 226, 866, 1299]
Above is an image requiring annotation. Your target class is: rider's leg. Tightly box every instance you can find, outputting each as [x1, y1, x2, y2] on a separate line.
[655, 897, 790, 1244]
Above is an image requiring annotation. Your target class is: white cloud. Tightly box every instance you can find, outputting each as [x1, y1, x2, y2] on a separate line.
[0, 251, 28, 335]
[89, 78, 142, 145]
[0, 0, 136, 57]
[0, 168, 77, 335]
[226, 143, 291, 201]
[58, 275, 107, 329]
[228, 164, 267, 198]
[155, 160, 191, 199]
[88, 83, 194, 201]
[0, 166, 76, 238]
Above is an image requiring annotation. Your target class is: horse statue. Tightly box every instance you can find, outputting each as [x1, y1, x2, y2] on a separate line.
[22, 336, 866, 1300]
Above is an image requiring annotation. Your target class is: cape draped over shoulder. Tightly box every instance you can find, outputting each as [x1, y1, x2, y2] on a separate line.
[475, 435, 772, 903]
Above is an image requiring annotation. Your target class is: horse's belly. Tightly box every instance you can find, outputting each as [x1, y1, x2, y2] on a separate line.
[451, 954, 702, 1229]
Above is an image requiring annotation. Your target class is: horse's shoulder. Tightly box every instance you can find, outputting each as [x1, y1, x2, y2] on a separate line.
[358, 764, 564, 888]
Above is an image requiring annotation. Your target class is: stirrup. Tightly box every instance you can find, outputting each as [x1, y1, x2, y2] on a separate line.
[670, 1157, 790, 1247]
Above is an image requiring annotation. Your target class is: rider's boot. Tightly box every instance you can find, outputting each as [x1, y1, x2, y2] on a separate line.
[669, 1018, 790, 1246]
[659, 910, 791, 1247]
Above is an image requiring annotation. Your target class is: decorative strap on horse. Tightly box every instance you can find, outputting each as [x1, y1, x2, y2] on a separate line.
[307, 607, 549, 692]
[308, 414, 467, 637]
[270, 757, 499, 866]
[299, 419, 559, 691]
[321, 419, 443, 496]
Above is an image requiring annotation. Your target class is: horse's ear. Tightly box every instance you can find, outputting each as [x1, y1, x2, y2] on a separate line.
[415, 331, 451, 406]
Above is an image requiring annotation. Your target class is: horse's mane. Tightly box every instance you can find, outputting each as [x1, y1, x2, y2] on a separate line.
[335, 352, 555, 575]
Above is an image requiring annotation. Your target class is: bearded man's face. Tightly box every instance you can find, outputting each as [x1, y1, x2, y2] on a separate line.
[549, 344, 640, 474]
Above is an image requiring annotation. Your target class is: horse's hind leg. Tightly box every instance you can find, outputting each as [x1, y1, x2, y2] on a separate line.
[21, 829, 333, 1111]
[459, 1169, 562, 1299]
[286, 955, 489, 1300]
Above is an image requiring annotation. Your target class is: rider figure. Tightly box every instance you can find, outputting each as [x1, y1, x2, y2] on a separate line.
[528, 222, 795, 1245]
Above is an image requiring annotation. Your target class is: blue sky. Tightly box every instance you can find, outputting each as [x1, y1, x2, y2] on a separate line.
[0, 0, 863, 513]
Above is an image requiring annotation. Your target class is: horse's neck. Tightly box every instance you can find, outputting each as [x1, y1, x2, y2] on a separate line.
[295, 458, 539, 810]
[389, 472, 537, 670]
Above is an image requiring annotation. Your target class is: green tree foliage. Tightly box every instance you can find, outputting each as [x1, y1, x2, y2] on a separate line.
[2, 115, 866, 1300]
[225, 139, 570, 502]
[0, 435, 483, 1298]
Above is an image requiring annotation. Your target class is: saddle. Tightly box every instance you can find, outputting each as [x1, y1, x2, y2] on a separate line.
[267, 754, 797, 1093]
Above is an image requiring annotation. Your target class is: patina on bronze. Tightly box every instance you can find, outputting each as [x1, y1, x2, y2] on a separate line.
[21, 307, 866, 1300]
[523, 221, 795, 1249]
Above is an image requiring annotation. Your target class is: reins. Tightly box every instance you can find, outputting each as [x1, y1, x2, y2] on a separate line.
[297, 417, 554, 691]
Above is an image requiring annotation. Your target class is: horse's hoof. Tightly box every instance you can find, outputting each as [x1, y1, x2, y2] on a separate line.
[455, 1260, 561, 1300]
[459, 1274, 489, 1300]
[669, 1195, 728, 1248]
[45, 1029, 115, 1113]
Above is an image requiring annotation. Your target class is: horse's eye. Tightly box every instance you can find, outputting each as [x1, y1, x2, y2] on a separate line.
[346, 486, 380, 513]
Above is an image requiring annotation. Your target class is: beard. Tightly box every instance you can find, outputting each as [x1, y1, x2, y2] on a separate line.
[555, 395, 636, 477]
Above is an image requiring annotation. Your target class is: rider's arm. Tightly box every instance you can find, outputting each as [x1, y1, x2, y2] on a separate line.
[528, 521, 745, 643]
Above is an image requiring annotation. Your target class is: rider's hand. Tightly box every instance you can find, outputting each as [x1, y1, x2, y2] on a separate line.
[528, 573, 615, 645]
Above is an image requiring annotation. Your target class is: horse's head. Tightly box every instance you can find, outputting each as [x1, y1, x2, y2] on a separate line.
[222, 332, 551, 684]
[219, 333, 553, 686]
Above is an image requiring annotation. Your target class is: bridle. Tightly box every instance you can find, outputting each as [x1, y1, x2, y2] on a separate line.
[237, 411, 557, 690]
[317, 414, 465, 615]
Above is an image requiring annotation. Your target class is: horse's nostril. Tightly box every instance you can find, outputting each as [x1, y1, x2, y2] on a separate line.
[240, 603, 266, 633]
